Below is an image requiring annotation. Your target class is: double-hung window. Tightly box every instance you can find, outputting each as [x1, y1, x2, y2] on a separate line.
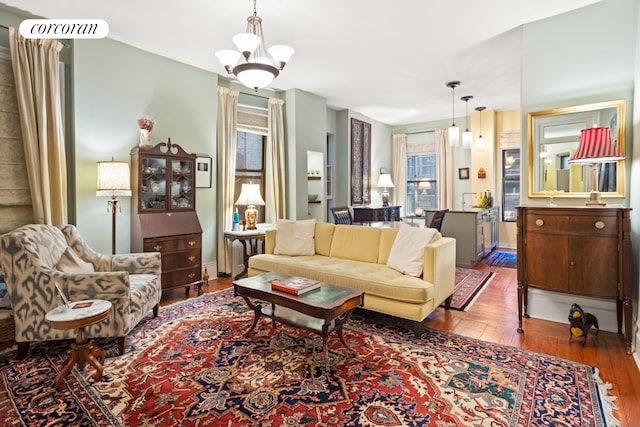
[235, 130, 266, 221]
[406, 135, 438, 214]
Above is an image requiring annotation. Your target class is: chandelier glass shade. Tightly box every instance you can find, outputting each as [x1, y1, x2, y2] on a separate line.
[446, 81, 460, 147]
[215, 0, 294, 91]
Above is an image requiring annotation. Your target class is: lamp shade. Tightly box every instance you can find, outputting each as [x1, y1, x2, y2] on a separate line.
[96, 161, 132, 197]
[568, 127, 624, 164]
[235, 183, 265, 206]
[376, 173, 394, 188]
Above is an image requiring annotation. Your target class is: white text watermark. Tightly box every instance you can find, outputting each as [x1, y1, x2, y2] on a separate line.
[19, 19, 109, 39]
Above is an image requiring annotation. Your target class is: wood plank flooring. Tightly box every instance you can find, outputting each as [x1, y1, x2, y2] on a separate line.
[2, 256, 638, 426]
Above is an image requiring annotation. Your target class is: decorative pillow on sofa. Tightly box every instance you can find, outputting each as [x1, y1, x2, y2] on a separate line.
[274, 219, 317, 256]
[386, 223, 438, 277]
[56, 247, 95, 274]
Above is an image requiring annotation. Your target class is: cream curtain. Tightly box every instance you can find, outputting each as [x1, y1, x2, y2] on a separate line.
[216, 87, 239, 275]
[436, 129, 453, 209]
[392, 134, 407, 217]
[267, 98, 286, 222]
[9, 28, 67, 225]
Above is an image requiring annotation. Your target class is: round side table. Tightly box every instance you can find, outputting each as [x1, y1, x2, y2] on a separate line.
[45, 299, 112, 391]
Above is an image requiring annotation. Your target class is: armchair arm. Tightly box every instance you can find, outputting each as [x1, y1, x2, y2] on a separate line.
[110, 252, 162, 276]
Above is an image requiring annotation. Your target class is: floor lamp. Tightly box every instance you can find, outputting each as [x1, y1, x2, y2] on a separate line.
[96, 159, 132, 254]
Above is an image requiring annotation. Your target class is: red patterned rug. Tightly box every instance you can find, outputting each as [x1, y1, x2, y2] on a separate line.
[0, 289, 619, 426]
[451, 267, 494, 311]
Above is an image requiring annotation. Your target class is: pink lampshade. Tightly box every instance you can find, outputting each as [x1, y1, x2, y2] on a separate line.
[568, 127, 624, 164]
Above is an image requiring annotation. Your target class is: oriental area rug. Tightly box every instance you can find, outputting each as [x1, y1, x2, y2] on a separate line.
[450, 267, 494, 311]
[486, 250, 518, 269]
[0, 289, 619, 426]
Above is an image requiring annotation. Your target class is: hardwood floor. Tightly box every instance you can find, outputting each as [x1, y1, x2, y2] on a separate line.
[2, 258, 638, 426]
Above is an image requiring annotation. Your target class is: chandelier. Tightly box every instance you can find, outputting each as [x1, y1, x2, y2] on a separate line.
[215, 0, 294, 91]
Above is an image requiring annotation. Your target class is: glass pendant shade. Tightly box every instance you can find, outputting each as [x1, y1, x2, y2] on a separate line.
[215, 50, 242, 71]
[448, 125, 460, 147]
[268, 45, 294, 66]
[235, 63, 278, 90]
[462, 130, 473, 148]
[476, 135, 487, 151]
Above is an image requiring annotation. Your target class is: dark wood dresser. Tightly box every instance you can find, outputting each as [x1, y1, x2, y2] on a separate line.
[516, 205, 632, 353]
[131, 140, 204, 295]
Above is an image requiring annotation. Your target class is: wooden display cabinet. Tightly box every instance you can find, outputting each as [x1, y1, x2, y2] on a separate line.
[516, 205, 632, 353]
[131, 139, 204, 295]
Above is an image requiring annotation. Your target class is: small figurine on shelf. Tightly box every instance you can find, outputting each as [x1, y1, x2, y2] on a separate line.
[232, 208, 240, 231]
[203, 267, 210, 287]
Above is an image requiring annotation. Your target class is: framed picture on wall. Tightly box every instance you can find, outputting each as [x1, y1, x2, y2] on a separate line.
[351, 118, 371, 205]
[195, 156, 212, 188]
[459, 167, 469, 180]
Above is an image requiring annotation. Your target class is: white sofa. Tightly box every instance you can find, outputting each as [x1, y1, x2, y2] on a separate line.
[248, 222, 456, 333]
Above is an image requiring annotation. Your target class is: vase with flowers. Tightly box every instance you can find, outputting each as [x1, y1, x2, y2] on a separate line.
[138, 117, 155, 148]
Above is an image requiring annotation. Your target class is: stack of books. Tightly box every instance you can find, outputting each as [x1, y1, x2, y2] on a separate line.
[270, 277, 321, 295]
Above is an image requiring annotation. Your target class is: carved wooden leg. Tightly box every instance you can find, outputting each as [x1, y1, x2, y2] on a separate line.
[55, 350, 78, 391]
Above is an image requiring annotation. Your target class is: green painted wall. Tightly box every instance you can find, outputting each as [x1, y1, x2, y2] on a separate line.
[72, 38, 218, 260]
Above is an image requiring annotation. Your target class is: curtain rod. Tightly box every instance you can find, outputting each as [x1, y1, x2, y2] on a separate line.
[404, 129, 435, 135]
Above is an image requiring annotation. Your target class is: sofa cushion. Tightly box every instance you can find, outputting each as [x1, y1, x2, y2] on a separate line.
[274, 219, 316, 256]
[56, 247, 95, 274]
[387, 224, 438, 277]
[329, 225, 381, 263]
[314, 222, 335, 256]
[378, 228, 400, 264]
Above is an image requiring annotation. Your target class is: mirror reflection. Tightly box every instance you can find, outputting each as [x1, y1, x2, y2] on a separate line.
[528, 100, 625, 198]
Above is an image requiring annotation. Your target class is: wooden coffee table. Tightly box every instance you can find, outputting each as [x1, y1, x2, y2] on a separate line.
[233, 272, 364, 372]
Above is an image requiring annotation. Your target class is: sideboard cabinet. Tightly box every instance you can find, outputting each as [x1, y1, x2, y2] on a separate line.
[516, 205, 632, 352]
[131, 139, 204, 295]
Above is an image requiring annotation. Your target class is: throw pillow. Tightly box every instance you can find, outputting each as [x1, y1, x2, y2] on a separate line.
[386, 223, 438, 277]
[274, 219, 316, 256]
[56, 247, 95, 274]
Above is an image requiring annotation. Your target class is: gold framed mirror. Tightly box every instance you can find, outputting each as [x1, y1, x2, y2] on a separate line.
[527, 99, 626, 198]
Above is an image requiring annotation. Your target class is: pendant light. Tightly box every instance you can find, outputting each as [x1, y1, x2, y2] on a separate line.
[461, 95, 473, 149]
[475, 106, 487, 150]
[446, 81, 460, 147]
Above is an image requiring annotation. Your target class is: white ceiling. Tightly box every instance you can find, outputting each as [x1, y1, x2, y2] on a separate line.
[2, 0, 601, 125]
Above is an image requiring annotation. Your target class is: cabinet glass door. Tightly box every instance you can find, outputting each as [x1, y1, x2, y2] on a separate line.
[141, 158, 167, 210]
[171, 159, 194, 209]
[502, 149, 520, 222]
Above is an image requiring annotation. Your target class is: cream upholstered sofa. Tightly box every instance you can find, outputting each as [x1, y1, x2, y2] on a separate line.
[248, 222, 456, 333]
[0, 224, 162, 358]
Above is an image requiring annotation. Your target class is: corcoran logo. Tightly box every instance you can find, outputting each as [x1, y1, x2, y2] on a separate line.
[19, 19, 109, 39]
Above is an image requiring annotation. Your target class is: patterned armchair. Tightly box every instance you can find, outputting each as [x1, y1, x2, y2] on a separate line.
[0, 224, 162, 359]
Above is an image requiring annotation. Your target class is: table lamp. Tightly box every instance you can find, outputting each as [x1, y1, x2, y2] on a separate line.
[568, 127, 623, 206]
[235, 183, 265, 230]
[376, 173, 395, 207]
[96, 159, 132, 254]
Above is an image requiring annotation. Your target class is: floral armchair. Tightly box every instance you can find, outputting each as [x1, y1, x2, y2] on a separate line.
[0, 224, 162, 359]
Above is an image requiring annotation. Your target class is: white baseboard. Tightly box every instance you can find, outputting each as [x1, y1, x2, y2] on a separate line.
[527, 289, 618, 333]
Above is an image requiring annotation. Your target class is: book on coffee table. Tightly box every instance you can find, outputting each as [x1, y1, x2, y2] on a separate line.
[270, 277, 321, 295]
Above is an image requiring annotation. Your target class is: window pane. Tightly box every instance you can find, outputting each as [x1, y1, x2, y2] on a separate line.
[406, 153, 438, 213]
[236, 131, 264, 170]
[502, 149, 520, 222]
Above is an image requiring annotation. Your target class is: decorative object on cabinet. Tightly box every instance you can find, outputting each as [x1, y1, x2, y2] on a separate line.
[458, 167, 469, 180]
[137, 117, 154, 148]
[195, 156, 212, 188]
[131, 139, 204, 295]
[96, 159, 132, 255]
[350, 118, 371, 205]
[376, 173, 394, 207]
[235, 183, 265, 230]
[214, 0, 294, 91]
[527, 99, 626, 199]
[477, 167, 486, 179]
[446, 81, 460, 147]
[567, 127, 624, 206]
[516, 205, 633, 354]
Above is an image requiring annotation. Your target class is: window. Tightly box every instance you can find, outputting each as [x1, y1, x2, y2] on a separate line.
[406, 153, 438, 214]
[502, 149, 520, 222]
[235, 131, 266, 221]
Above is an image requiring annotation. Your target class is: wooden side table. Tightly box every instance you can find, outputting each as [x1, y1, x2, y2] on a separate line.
[224, 229, 267, 279]
[46, 299, 112, 391]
